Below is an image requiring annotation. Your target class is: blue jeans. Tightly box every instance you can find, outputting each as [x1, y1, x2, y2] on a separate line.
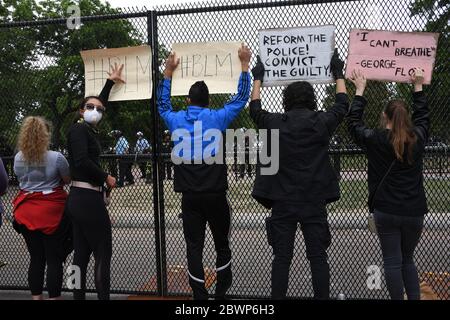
[374, 210, 424, 300]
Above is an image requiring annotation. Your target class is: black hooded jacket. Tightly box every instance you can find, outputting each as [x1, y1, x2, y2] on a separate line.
[250, 93, 349, 208]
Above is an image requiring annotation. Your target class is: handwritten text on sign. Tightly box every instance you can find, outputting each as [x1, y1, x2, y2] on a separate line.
[258, 25, 335, 86]
[81, 46, 152, 101]
[346, 29, 439, 84]
[171, 42, 242, 96]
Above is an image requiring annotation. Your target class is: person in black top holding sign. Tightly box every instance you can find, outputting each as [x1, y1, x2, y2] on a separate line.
[249, 50, 349, 299]
[66, 63, 124, 300]
[347, 68, 429, 300]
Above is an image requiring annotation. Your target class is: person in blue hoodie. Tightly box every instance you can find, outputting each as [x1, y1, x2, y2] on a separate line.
[157, 44, 251, 300]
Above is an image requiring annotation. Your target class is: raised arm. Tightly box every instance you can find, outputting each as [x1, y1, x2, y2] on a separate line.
[410, 68, 429, 143]
[347, 69, 374, 148]
[157, 53, 179, 131]
[249, 55, 277, 128]
[319, 49, 349, 134]
[215, 44, 252, 131]
[99, 63, 125, 103]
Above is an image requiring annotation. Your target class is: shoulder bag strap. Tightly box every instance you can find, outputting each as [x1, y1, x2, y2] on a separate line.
[369, 159, 396, 212]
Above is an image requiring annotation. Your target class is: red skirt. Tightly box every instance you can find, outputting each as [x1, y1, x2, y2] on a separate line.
[13, 187, 68, 235]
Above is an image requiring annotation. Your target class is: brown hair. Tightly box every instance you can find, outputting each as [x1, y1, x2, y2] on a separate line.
[383, 100, 417, 164]
[17, 116, 50, 164]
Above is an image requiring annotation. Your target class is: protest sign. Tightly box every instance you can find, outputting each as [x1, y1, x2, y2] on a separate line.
[346, 29, 439, 83]
[81, 46, 152, 101]
[171, 41, 242, 96]
[258, 25, 335, 86]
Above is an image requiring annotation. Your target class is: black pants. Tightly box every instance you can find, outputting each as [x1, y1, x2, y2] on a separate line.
[66, 187, 112, 300]
[118, 160, 134, 185]
[267, 201, 331, 300]
[138, 162, 147, 178]
[20, 225, 65, 298]
[374, 210, 424, 300]
[108, 159, 118, 179]
[162, 161, 172, 180]
[182, 192, 232, 300]
[238, 163, 252, 178]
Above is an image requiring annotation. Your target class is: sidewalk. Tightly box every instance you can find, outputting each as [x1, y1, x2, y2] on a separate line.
[0, 290, 129, 300]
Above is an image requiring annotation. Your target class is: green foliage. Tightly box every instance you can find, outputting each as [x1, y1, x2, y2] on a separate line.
[0, 0, 252, 154]
[404, 0, 450, 142]
[323, 0, 449, 145]
[0, 0, 166, 154]
[323, 80, 393, 144]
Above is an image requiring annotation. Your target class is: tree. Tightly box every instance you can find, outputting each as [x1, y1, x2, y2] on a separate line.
[33, 0, 146, 149]
[0, 0, 162, 154]
[0, 0, 251, 155]
[0, 0, 40, 153]
[323, 80, 393, 145]
[397, 0, 450, 143]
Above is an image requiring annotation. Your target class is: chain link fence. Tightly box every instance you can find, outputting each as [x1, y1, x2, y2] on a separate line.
[0, 0, 448, 299]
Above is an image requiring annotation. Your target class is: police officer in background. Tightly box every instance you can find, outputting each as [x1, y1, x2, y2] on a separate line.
[114, 130, 134, 187]
[161, 130, 173, 180]
[135, 131, 151, 180]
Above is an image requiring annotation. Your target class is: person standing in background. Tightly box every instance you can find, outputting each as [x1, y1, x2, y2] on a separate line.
[115, 131, 134, 187]
[161, 131, 173, 181]
[135, 131, 151, 180]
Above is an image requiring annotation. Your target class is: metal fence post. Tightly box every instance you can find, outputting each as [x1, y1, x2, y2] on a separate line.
[148, 9, 168, 297]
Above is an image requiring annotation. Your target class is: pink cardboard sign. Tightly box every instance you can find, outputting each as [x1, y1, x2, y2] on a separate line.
[346, 29, 439, 84]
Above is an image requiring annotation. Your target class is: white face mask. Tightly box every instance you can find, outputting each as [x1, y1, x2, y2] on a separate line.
[83, 109, 103, 125]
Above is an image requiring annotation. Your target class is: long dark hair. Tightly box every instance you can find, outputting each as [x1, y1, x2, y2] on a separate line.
[383, 100, 417, 164]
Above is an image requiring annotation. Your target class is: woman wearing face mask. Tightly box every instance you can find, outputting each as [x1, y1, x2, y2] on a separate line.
[66, 63, 124, 300]
[348, 68, 429, 300]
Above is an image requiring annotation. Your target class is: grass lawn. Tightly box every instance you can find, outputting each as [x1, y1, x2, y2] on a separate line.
[223, 176, 450, 214]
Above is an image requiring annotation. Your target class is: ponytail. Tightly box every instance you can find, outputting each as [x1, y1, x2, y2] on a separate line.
[384, 100, 417, 164]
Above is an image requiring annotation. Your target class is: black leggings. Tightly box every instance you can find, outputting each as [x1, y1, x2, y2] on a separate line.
[66, 187, 112, 300]
[20, 226, 64, 298]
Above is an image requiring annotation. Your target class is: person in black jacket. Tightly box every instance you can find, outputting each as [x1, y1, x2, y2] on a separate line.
[66, 63, 123, 300]
[249, 50, 348, 299]
[347, 68, 429, 300]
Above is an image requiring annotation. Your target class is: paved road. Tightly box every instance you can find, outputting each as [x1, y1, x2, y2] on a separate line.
[1, 221, 448, 299]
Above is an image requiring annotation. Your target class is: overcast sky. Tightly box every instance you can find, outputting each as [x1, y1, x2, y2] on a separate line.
[101, 0, 210, 10]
